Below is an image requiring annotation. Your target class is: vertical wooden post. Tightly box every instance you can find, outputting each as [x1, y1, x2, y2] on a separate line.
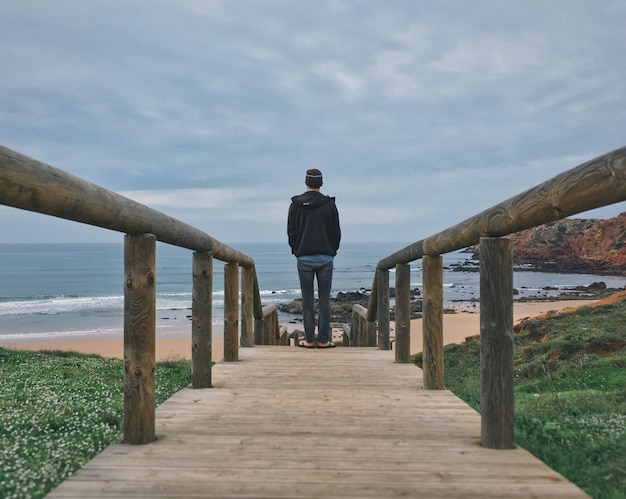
[343, 323, 351, 347]
[270, 312, 276, 344]
[262, 309, 271, 345]
[254, 317, 264, 345]
[265, 307, 278, 345]
[271, 311, 278, 345]
[367, 321, 377, 347]
[395, 263, 411, 363]
[480, 237, 515, 449]
[376, 269, 390, 350]
[192, 251, 212, 388]
[422, 255, 444, 389]
[123, 233, 156, 444]
[264, 310, 274, 345]
[350, 309, 359, 347]
[224, 262, 239, 361]
[351, 304, 368, 347]
[252, 273, 264, 345]
[241, 266, 254, 347]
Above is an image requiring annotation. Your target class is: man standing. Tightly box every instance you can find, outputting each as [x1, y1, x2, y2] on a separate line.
[288, 169, 341, 348]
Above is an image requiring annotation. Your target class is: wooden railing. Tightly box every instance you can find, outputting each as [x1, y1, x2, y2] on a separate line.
[0, 145, 273, 444]
[5, 143, 626, 451]
[365, 145, 626, 449]
[343, 304, 376, 347]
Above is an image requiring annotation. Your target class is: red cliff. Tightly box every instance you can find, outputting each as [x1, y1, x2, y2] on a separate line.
[471, 212, 626, 275]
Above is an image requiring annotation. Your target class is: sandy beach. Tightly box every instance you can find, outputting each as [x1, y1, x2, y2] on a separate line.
[407, 299, 597, 354]
[0, 329, 224, 362]
[0, 300, 598, 361]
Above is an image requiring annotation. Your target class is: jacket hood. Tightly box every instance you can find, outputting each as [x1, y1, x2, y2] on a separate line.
[291, 191, 335, 209]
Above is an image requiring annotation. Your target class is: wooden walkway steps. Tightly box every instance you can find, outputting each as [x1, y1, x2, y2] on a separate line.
[48, 347, 588, 498]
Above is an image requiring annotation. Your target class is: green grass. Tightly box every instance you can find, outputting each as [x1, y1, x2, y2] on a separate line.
[0, 349, 191, 499]
[414, 300, 626, 498]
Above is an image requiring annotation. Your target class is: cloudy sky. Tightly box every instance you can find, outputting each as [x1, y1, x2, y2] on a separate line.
[1, 1, 625, 245]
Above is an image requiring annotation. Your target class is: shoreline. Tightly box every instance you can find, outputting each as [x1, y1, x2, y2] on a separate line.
[0, 300, 600, 361]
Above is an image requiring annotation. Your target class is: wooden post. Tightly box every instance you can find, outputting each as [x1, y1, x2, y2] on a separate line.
[376, 269, 390, 350]
[261, 305, 278, 345]
[254, 317, 264, 345]
[123, 233, 156, 444]
[252, 271, 266, 345]
[241, 266, 254, 347]
[192, 251, 212, 388]
[265, 310, 275, 345]
[351, 304, 366, 346]
[395, 263, 411, 363]
[271, 310, 278, 344]
[224, 262, 239, 362]
[343, 323, 351, 347]
[350, 309, 359, 347]
[367, 321, 377, 347]
[422, 255, 444, 389]
[480, 237, 515, 449]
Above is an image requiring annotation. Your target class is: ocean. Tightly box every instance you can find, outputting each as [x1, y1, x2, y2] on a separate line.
[1, 242, 625, 342]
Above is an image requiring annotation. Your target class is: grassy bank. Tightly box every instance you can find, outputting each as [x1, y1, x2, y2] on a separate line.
[414, 299, 626, 498]
[0, 349, 191, 499]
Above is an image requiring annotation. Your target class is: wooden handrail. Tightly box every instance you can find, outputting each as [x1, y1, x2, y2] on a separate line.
[0, 145, 253, 267]
[0, 144, 273, 444]
[6, 141, 626, 450]
[368, 145, 626, 322]
[367, 145, 626, 449]
[376, 146, 626, 270]
[349, 304, 366, 347]
[258, 304, 279, 345]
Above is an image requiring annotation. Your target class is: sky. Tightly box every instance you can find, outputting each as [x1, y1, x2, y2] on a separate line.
[1, 0, 625, 246]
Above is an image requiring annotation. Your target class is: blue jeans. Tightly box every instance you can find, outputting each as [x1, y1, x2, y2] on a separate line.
[297, 259, 333, 344]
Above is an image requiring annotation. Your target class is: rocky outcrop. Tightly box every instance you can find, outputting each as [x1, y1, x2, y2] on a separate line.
[469, 212, 626, 276]
[277, 291, 371, 325]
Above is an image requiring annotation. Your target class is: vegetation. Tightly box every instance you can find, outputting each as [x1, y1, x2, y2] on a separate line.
[414, 299, 626, 498]
[0, 349, 191, 499]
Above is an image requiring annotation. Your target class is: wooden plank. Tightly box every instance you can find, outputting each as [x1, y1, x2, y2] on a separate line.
[48, 347, 588, 498]
[45, 480, 586, 499]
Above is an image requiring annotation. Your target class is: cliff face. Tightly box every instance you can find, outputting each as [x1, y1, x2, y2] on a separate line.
[471, 212, 626, 275]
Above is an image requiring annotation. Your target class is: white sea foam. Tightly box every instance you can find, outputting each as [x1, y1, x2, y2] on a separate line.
[0, 296, 124, 317]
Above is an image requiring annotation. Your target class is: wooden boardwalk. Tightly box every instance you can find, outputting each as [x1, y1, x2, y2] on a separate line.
[48, 347, 587, 498]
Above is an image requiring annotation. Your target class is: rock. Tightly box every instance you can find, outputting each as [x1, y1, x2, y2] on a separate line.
[277, 288, 426, 323]
[466, 212, 626, 276]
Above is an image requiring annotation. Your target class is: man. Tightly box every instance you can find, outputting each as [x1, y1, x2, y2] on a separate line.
[287, 168, 341, 348]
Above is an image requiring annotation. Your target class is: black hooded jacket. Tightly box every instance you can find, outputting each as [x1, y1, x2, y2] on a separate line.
[287, 191, 341, 258]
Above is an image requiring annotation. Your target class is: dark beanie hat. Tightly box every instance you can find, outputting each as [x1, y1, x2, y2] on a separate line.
[305, 168, 323, 188]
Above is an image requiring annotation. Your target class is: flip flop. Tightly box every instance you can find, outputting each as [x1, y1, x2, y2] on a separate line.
[298, 341, 316, 348]
[317, 342, 336, 349]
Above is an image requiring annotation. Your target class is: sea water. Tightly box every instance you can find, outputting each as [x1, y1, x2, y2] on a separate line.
[1, 242, 625, 341]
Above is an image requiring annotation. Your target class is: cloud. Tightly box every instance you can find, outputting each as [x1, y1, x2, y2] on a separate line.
[1, 1, 625, 244]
